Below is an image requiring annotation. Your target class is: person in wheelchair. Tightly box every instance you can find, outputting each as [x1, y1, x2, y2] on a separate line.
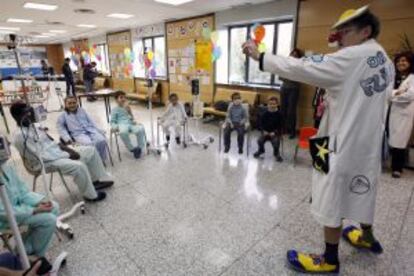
[253, 97, 283, 162]
[223, 92, 248, 154]
[159, 93, 187, 148]
[111, 91, 146, 159]
[0, 145, 58, 259]
[10, 101, 112, 202]
[57, 96, 108, 162]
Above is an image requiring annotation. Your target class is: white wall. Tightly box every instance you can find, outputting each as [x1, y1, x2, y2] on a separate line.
[216, 0, 298, 28]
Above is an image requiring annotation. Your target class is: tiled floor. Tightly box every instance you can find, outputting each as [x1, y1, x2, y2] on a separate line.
[2, 95, 413, 276]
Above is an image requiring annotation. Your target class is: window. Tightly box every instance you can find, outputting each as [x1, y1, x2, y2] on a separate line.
[215, 29, 229, 84]
[91, 44, 110, 75]
[217, 21, 294, 86]
[133, 36, 166, 78]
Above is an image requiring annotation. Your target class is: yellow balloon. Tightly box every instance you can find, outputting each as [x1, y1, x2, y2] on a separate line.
[147, 51, 154, 61]
[258, 43, 266, 53]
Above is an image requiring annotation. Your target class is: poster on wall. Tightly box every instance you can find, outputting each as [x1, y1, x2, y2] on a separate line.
[0, 46, 47, 77]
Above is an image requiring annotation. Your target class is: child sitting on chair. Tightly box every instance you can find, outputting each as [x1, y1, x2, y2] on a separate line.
[223, 92, 248, 154]
[111, 91, 146, 159]
[160, 93, 187, 148]
[254, 96, 283, 162]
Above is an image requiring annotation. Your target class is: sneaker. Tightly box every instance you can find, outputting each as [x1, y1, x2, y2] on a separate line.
[85, 191, 107, 202]
[238, 148, 243, 154]
[133, 147, 142, 159]
[93, 180, 114, 190]
[166, 135, 170, 142]
[176, 137, 181, 145]
[392, 171, 401, 178]
[253, 151, 263, 158]
[286, 250, 340, 274]
[342, 225, 383, 254]
[275, 155, 283, 162]
[224, 147, 230, 153]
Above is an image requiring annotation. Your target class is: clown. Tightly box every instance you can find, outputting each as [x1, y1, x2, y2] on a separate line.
[243, 5, 394, 274]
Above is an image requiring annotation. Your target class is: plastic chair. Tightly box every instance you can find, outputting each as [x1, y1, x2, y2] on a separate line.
[293, 127, 318, 164]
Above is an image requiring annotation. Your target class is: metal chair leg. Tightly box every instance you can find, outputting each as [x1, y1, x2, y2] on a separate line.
[57, 170, 77, 204]
[218, 125, 222, 152]
[115, 133, 122, 162]
[106, 142, 114, 167]
[32, 175, 39, 192]
[293, 145, 299, 166]
[49, 173, 54, 192]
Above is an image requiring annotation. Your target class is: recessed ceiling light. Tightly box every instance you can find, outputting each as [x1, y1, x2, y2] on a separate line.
[7, 18, 33, 23]
[107, 13, 134, 19]
[77, 24, 96, 28]
[154, 0, 193, 5]
[0, 26, 20, 31]
[49, 29, 67, 33]
[23, 2, 58, 11]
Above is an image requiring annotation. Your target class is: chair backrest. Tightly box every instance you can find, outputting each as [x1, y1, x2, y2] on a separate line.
[298, 127, 318, 142]
[20, 153, 41, 177]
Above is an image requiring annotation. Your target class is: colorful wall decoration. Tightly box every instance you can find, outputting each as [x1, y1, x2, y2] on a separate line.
[166, 14, 215, 104]
[107, 31, 135, 93]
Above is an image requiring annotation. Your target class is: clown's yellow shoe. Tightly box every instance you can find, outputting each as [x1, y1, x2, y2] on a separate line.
[342, 225, 383, 254]
[286, 250, 339, 274]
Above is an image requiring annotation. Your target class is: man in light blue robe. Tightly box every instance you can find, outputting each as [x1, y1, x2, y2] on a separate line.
[57, 96, 108, 162]
[0, 158, 58, 257]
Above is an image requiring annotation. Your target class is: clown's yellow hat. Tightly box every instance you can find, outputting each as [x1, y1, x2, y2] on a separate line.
[332, 5, 370, 29]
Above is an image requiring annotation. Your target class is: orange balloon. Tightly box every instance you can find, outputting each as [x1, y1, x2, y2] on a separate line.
[254, 25, 265, 43]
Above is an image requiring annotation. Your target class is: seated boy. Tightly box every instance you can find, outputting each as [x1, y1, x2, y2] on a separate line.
[0, 155, 58, 259]
[223, 92, 248, 154]
[57, 96, 108, 162]
[253, 96, 283, 162]
[111, 91, 146, 159]
[159, 93, 187, 148]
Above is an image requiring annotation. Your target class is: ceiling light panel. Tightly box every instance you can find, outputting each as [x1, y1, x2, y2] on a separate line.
[49, 30, 67, 33]
[23, 2, 58, 11]
[77, 24, 96, 28]
[154, 0, 193, 5]
[7, 18, 33, 23]
[107, 13, 135, 19]
[0, 27, 21, 31]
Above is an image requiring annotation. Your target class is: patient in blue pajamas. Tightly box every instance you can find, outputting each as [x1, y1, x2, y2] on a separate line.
[0, 160, 58, 258]
[111, 91, 146, 159]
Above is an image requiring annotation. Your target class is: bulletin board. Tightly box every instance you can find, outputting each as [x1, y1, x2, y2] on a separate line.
[166, 14, 215, 103]
[107, 31, 135, 93]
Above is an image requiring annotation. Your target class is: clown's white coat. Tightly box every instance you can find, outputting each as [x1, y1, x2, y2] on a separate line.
[262, 39, 395, 227]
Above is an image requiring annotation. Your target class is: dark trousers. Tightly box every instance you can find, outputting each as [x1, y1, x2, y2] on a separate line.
[391, 147, 406, 172]
[66, 79, 76, 97]
[224, 125, 245, 150]
[280, 88, 299, 136]
[257, 134, 281, 156]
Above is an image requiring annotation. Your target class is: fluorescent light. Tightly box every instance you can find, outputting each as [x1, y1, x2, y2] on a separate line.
[107, 13, 134, 19]
[33, 35, 50, 38]
[23, 2, 58, 11]
[7, 18, 33, 23]
[0, 30, 17, 34]
[49, 29, 67, 33]
[154, 0, 193, 5]
[0, 26, 20, 31]
[41, 32, 56, 36]
[77, 24, 96, 28]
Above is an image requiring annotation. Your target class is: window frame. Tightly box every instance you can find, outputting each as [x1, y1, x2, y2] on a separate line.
[95, 43, 110, 75]
[226, 19, 293, 87]
[140, 35, 167, 79]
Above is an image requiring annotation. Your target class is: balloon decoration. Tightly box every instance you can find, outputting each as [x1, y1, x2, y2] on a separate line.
[144, 49, 156, 79]
[252, 24, 266, 53]
[201, 27, 222, 63]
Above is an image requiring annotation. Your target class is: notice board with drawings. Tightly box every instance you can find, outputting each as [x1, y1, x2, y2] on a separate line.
[166, 14, 215, 104]
[107, 31, 135, 93]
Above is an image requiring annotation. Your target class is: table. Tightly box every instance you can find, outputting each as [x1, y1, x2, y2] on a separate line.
[77, 89, 117, 123]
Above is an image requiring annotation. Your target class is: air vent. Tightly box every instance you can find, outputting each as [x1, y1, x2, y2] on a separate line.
[46, 20, 64, 25]
[74, 8, 95, 14]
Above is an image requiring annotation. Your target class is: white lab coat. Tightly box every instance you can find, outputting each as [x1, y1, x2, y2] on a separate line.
[388, 74, 414, 149]
[262, 39, 395, 227]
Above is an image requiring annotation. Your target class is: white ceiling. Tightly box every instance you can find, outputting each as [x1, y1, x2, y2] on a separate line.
[0, 0, 273, 44]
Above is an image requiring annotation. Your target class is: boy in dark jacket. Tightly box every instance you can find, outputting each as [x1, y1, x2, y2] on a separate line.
[254, 96, 283, 162]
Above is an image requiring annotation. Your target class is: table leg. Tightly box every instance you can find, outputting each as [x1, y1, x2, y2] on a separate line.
[104, 97, 110, 123]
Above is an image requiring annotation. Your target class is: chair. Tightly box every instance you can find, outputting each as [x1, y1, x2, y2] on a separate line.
[156, 117, 188, 149]
[293, 127, 318, 164]
[109, 128, 122, 162]
[218, 103, 251, 156]
[0, 226, 28, 252]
